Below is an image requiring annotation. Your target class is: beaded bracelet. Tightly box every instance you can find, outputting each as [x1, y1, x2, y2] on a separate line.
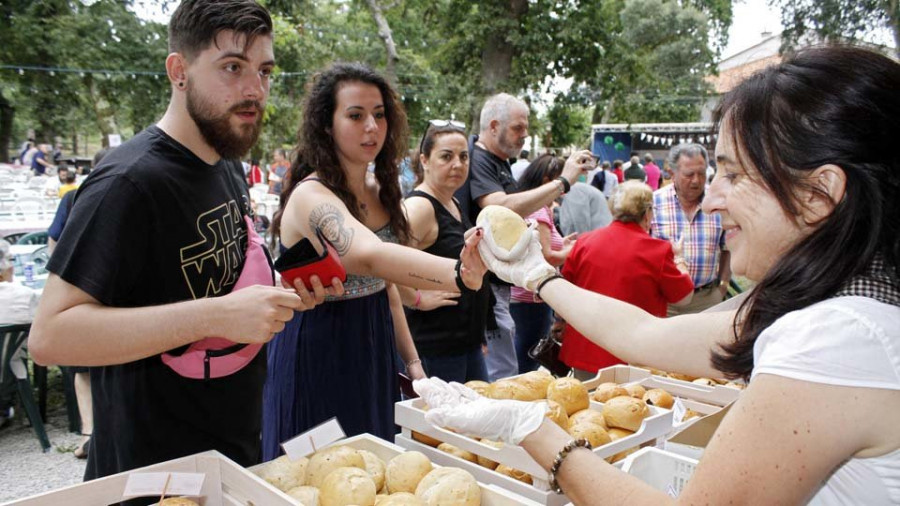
[549, 438, 592, 494]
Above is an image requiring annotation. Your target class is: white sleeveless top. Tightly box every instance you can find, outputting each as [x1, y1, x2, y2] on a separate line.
[752, 296, 900, 505]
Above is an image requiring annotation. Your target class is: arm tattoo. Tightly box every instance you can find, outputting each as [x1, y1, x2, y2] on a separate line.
[409, 272, 442, 285]
[309, 203, 354, 256]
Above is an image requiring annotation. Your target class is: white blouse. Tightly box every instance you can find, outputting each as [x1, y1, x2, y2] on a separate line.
[752, 296, 900, 505]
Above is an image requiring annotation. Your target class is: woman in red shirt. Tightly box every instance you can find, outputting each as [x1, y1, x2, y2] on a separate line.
[559, 181, 693, 378]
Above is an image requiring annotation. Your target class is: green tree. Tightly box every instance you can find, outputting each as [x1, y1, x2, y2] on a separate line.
[771, 0, 899, 57]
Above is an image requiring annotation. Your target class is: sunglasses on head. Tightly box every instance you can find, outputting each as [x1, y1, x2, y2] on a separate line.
[419, 119, 466, 152]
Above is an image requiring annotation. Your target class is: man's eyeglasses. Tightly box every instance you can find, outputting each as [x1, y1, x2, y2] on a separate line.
[419, 119, 466, 152]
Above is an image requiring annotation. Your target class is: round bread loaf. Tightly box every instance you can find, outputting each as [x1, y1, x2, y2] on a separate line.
[306, 446, 365, 488]
[591, 383, 629, 403]
[487, 380, 531, 400]
[159, 499, 199, 506]
[437, 443, 478, 463]
[608, 446, 639, 464]
[359, 449, 387, 492]
[411, 431, 442, 448]
[463, 380, 491, 397]
[602, 396, 650, 431]
[544, 400, 569, 429]
[385, 451, 433, 494]
[692, 377, 717, 386]
[494, 465, 533, 485]
[252, 455, 308, 491]
[475, 439, 503, 470]
[320, 467, 377, 506]
[642, 388, 674, 409]
[624, 384, 647, 399]
[547, 377, 589, 415]
[515, 370, 553, 401]
[666, 372, 696, 382]
[375, 492, 425, 505]
[568, 421, 612, 447]
[415, 468, 481, 506]
[567, 408, 607, 431]
[606, 427, 634, 441]
[476, 205, 529, 260]
[287, 486, 321, 506]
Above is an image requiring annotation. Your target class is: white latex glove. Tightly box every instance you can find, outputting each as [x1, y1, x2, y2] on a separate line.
[413, 377, 480, 409]
[478, 229, 557, 292]
[426, 398, 549, 445]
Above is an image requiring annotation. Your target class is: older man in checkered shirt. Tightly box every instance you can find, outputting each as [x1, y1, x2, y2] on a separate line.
[651, 143, 731, 315]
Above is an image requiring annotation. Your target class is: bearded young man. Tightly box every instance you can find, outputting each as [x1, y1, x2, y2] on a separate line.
[455, 93, 594, 380]
[29, 0, 335, 483]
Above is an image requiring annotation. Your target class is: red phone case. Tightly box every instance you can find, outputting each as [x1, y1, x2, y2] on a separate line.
[274, 228, 347, 289]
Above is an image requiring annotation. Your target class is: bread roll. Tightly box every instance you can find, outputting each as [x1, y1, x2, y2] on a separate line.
[319, 467, 377, 506]
[437, 443, 478, 463]
[567, 408, 607, 431]
[642, 388, 674, 409]
[375, 492, 424, 505]
[692, 378, 717, 386]
[287, 486, 321, 506]
[515, 370, 553, 401]
[253, 455, 308, 491]
[463, 380, 491, 397]
[476, 205, 528, 258]
[607, 446, 639, 464]
[411, 431, 442, 448]
[606, 427, 634, 441]
[602, 396, 650, 431]
[494, 465, 533, 485]
[545, 400, 569, 429]
[591, 383, 629, 403]
[159, 499, 199, 506]
[359, 449, 387, 492]
[385, 451, 433, 494]
[415, 468, 481, 506]
[624, 384, 647, 399]
[547, 377, 589, 415]
[487, 379, 531, 400]
[666, 372, 696, 382]
[475, 439, 503, 470]
[568, 421, 612, 447]
[306, 446, 365, 488]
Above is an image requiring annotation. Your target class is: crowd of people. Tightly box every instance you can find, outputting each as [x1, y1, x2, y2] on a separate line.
[3, 0, 894, 505]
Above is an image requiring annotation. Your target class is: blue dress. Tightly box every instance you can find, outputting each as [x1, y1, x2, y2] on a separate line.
[262, 226, 400, 461]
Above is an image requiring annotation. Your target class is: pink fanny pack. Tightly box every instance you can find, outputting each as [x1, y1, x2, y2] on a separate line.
[162, 216, 274, 379]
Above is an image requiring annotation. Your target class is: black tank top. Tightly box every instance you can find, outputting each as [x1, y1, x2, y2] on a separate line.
[404, 190, 489, 356]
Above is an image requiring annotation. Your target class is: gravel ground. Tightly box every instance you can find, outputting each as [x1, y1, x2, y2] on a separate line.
[0, 392, 87, 503]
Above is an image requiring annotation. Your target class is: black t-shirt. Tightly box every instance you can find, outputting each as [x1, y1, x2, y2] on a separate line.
[404, 191, 488, 356]
[47, 126, 265, 483]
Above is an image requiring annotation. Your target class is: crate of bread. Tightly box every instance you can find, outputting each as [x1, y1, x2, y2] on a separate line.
[250, 433, 540, 505]
[394, 371, 673, 506]
[582, 365, 742, 426]
[4, 450, 298, 506]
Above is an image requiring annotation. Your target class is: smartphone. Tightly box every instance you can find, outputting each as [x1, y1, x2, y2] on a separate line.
[398, 372, 418, 399]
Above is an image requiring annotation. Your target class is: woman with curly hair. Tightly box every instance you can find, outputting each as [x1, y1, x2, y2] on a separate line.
[261, 63, 485, 458]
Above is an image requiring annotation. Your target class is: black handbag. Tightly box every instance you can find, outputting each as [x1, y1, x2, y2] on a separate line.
[527, 321, 571, 377]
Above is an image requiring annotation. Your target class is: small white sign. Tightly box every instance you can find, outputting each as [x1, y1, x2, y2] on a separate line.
[672, 397, 687, 424]
[281, 417, 346, 461]
[122, 472, 205, 499]
[108, 134, 122, 147]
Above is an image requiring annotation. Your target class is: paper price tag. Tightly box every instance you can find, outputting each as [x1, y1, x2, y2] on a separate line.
[122, 472, 205, 499]
[281, 417, 346, 461]
[672, 397, 687, 424]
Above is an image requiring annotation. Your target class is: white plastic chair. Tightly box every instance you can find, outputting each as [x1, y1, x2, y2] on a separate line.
[13, 197, 44, 220]
[27, 176, 48, 190]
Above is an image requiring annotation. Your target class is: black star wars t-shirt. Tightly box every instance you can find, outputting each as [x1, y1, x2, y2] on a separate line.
[48, 126, 266, 482]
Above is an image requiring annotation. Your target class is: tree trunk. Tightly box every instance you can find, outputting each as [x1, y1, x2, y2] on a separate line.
[84, 74, 119, 148]
[365, 0, 400, 86]
[0, 90, 14, 163]
[479, 0, 528, 96]
[600, 96, 616, 123]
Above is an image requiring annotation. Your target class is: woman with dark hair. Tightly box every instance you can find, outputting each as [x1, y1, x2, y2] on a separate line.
[262, 63, 485, 457]
[399, 121, 490, 383]
[509, 154, 576, 373]
[416, 46, 900, 504]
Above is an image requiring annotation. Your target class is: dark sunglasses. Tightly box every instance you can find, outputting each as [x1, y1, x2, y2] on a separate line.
[419, 119, 466, 152]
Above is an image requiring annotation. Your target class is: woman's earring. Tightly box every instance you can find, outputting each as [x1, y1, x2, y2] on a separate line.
[177, 82, 184, 88]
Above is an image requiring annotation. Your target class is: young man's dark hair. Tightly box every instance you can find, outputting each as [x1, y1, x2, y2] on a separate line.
[168, 0, 273, 60]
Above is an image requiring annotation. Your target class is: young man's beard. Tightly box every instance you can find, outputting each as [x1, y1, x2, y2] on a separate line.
[186, 84, 262, 160]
